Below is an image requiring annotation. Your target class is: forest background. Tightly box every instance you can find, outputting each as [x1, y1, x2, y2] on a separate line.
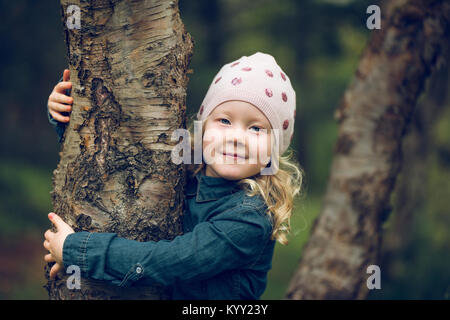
[0, 0, 448, 299]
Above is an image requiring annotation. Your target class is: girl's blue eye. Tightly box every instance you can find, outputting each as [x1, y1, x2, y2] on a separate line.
[219, 118, 264, 133]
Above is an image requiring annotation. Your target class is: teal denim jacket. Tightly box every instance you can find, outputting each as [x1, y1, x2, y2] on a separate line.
[62, 172, 275, 299]
[47, 80, 276, 299]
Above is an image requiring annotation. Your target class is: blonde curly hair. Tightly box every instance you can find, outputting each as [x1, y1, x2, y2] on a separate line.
[184, 113, 305, 245]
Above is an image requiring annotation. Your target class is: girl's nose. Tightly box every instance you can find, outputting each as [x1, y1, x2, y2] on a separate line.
[226, 131, 246, 147]
[224, 140, 244, 151]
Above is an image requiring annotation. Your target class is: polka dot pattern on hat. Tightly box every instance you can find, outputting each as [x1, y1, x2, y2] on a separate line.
[231, 77, 242, 86]
[197, 52, 297, 155]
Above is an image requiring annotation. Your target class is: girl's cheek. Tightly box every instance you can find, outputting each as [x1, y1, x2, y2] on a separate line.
[203, 129, 226, 154]
[203, 130, 221, 145]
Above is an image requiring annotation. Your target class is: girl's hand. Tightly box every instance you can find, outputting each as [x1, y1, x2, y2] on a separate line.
[47, 69, 73, 123]
[43, 212, 75, 279]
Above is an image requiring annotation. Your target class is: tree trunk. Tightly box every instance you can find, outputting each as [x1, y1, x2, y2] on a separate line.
[44, 0, 193, 299]
[286, 0, 449, 299]
[380, 50, 449, 289]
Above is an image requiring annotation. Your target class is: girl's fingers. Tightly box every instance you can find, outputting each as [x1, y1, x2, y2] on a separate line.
[56, 81, 72, 94]
[48, 100, 72, 113]
[43, 239, 50, 251]
[44, 229, 54, 241]
[48, 213, 74, 234]
[63, 69, 70, 82]
[51, 91, 73, 105]
[44, 253, 55, 263]
[49, 109, 70, 123]
[49, 263, 62, 280]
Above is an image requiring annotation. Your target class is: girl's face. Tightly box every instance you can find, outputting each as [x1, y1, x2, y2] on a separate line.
[202, 100, 273, 180]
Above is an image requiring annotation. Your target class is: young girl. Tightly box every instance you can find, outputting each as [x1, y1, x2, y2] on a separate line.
[44, 52, 304, 299]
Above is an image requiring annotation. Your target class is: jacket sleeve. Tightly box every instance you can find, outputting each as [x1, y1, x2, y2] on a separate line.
[47, 75, 68, 143]
[62, 204, 273, 287]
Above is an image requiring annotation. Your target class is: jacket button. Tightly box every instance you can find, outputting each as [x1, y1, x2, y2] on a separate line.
[136, 266, 142, 274]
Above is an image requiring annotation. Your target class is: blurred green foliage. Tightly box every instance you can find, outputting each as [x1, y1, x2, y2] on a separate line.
[0, 160, 52, 236]
[0, 0, 448, 299]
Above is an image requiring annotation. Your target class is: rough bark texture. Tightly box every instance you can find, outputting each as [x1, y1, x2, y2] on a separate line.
[286, 0, 449, 300]
[44, 0, 193, 299]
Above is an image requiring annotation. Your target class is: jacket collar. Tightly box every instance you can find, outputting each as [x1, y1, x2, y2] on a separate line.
[186, 167, 241, 202]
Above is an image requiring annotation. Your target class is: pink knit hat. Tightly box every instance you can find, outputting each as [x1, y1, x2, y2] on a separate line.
[197, 52, 296, 156]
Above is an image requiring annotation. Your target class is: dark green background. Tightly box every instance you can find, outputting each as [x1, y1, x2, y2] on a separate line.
[0, 0, 448, 299]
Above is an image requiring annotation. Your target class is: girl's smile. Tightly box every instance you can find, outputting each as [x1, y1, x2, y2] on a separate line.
[223, 152, 246, 160]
